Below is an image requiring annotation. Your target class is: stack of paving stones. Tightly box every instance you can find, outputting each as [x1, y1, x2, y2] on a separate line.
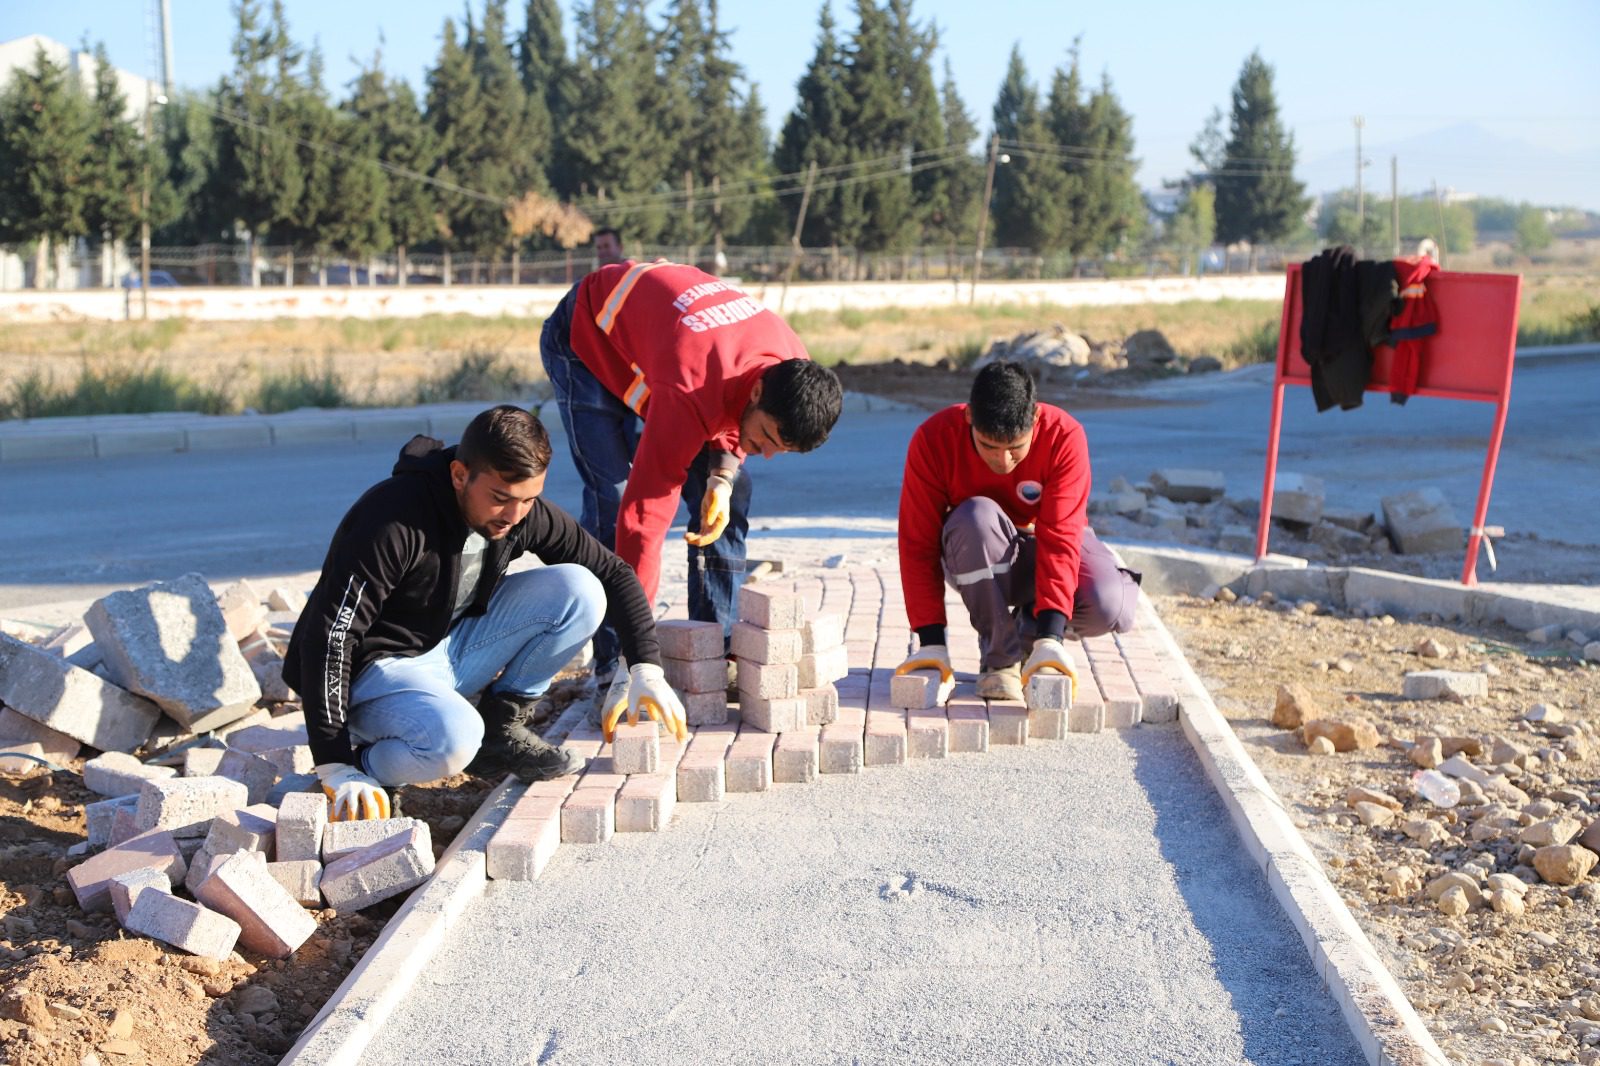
[485, 562, 1186, 883]
[0, 574, 440, 961]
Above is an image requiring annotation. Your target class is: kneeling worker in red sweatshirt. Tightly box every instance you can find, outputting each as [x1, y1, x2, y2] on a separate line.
[894, 360, 1141, 701]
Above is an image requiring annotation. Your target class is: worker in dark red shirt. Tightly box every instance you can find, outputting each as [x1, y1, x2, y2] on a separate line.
[540, 259, 844, 682]
[895, 361, 1140, 702]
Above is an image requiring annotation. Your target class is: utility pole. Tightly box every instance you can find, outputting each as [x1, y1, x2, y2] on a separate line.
[1391, 156, 1400, 256]
[139, 82, 153, 320]
[779, 161, 818, 311]
[971, 133, 1000, 305]
[1353, 116, 1365, 249]
[158, 0, 175, 97]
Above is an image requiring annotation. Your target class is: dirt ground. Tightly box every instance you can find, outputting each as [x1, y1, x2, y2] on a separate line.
[1161, 592, 1600, 1066]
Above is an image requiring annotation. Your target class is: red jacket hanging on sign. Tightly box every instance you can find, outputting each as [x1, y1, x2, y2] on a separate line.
[567, 261, 810, 600]
[1387, 255, 1440, 404]
[897, 403, 1092, 630]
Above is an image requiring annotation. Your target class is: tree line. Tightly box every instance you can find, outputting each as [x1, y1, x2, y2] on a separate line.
[1, 0, 1320, 286]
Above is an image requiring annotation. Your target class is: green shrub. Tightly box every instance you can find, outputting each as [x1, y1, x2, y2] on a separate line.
[945, 336, 988, 367]
[1224, 319, 1280, 365]
[0, 361, 230, 420]
[252, 361, 351, 412]
[414, 350, 523, 404]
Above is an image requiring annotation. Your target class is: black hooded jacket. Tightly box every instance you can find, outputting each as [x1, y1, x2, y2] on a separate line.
[285, 436, 661, 767]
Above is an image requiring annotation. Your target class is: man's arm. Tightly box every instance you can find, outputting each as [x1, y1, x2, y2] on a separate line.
[896, 423, 951, 645]
[1031, 421, 1092, 629]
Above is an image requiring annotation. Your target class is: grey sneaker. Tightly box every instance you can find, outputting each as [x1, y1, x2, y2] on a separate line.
[975, 663, 1024, 702]
[469, 692, 583, 782]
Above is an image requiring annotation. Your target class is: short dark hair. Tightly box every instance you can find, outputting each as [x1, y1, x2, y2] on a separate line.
[457, 405, 552, 480]
[594, 226, 621, 245]
[758, 359, 843, 453]
[969, 360, 1037, 440]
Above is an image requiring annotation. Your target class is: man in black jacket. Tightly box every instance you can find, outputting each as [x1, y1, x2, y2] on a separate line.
[285, 405, 684, 820]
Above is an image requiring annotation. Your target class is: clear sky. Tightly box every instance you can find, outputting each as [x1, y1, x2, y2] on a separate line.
[8, 0, 1600, 208]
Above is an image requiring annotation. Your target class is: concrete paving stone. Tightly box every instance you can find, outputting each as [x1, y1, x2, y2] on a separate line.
[204, 804, 278, 858]
[86, 794, 141, 847]
[773, 729, 820, 784]
[215, 580, 267, 642]
[726, 731, 776, 792]
[183, 847, 224, 896]
[988, 702, 1029, 745]
[889, 670, 951, 710]
[663, 655, 729, 695]
[1028, 704, 1068, 741]
[906, 710, 949, 759]
[1402, 669, 1489, 702]
[611, 721, 660, 775]
[677, 725, 738, 803]
[797, 645, 849, 688]
[84, 573, 262, 731]
[738, 585, 805, 630]
[1381, 487, 1464, 554]
[212, 706, 274, 742]
[182, 747, 227, 777]
[820, 721, 865, 775]
[655, 619, 726, 661]
[0, 633, 161, 752]
[135, 776, 250, 839]
[801, 684, 839, 726]
[0, 742, 50, 776]
[560, 789, 616, 844]
[226, 720, 308, 753]
[737, 693, 805, 734]
[730, 621, 802, 665]
[947, 699, 990, 753]
[801, 614, 846, 654]
[1270, 472, 1326, 526]
[275, 792, 329, 862]
[682, 689, 729, 726]
[123, 889, 241, 960]
[737, 659, 798, 700]
[322, 817, 426, 862]
[82, 751, 177, 797]
[68, 830, 188, 913]
[1068, 690, 1106, 734]
[487, 809, 562, 880]
[267, 860, 323, 907]
[0, 707, 82, 764]
[1150, 468, 1226, 503]
[216, 749, 278, 805]
[266, 587, 307, 614]
[109, 868, 171, 926]
[109, 806, 142, 847]
[319, 823, 438, 914]
[616, 771, 678, 832]
[267, 772, 320, 806]
[864, 708, 908, 766]
[257, 744, 314, 778]
[195, 849, 317, 957]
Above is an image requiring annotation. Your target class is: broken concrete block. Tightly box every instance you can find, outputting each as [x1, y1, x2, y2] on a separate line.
[245, 647, 293, 703]
[267, 860, 323, 907]
[215, 580, 267, 642]
[321, 817, 426, 863]
[737, 660, 798, 700]
[655, 619, 725, 661]
[797, 645, 849, 689]
[802, 685, 839, 726]
[1310, 521, 1373, 555]
[109, 868, 171, 926]
[203, 804, 278, 858]
[663, 656, 729, 695]
[560, 789, 616, 844]
[947, 700, 989, 753]
[86, 794, 141, 847]
[1149, 468, 1225, 504]
[195, 850, 317, 957]
[682, 690, 729, 726]
[266, 587, 306, 614]
[801, 614, 845, 654]
[0, 633, 161, 752]
[83, 751, 178, 798]
[889, 670, 951, 710]
[320, 823, 436, 913]
[738, 693, 805, 734]
[1381, 488, 1464, 555]
[275, 792, 329, 862]
[216, 749, 278, 805]
[124, 889, 240, 960]
[737, 585, 804, 630]
[226, 720, 308, 754]
[1271, 472, 1325, 526]
[772, 731, 819, 783]
[134, 776, 250, 839]
[612, 721, 660, 775]
[1403, 670, 1489, 702]
[85, 574, 262, 731]
[182, 747, 227, 777]
[729, 621, 802, 665]
[0, 707, 82, 765]
[1323, 507, 1376, 533]
[68, 830, 188, 912]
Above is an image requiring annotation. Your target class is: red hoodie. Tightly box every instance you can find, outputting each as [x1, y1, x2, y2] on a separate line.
[898, 403, 1092, 629]
[569, 261, 810, 600]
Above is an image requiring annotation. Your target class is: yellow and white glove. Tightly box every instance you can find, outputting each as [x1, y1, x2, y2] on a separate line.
[603, 663, 688, 743]
[893, 644, 953, 683]
[1021, 637, 1078, 703]
[315, 762, 391, 822]
[684, 473, 734, 547]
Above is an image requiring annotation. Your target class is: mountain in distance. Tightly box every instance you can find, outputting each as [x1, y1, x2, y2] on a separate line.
[1297, 122, 1600, 212]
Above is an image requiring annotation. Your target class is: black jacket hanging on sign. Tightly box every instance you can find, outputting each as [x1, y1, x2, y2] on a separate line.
[1299, 246, 1398, 411]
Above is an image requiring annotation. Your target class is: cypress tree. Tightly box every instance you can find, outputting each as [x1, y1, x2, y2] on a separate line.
[520, 0, 572, 193]
[282, 43, 337, 277]
[990, 45, 1068, 253]
[836, 0, 913, 253]
[326, 61, 393, 274]
[426, 17, 488, 269]
[466, 0, 543, 261]
[1077, 72, 1141, 257]
[884, 0, 945, 249]
[1213, 50, 1308, 253]
[774, 2, 852, 248]
[346, 64, 438, 280]
[930, 58, 982, 254]
[82, 46, 145, 250]
[1041, 50, 1089, 254]
[0, 46, 94, 287]
[153, 91, 229, 247]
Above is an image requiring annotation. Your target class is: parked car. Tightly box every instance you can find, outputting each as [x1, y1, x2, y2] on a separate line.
[121, 270, 181, 287]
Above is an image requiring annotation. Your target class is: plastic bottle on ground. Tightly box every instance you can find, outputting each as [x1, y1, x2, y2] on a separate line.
[1412, 769, 1460, 808]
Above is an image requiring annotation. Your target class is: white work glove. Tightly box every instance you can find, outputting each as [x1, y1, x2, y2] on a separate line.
[315, 762, 392, 821]
[684, 473, 734, 548]
[603, 663, 688, 743]
[1021, 637, 1078, 703]
[893, 644, 953, 683]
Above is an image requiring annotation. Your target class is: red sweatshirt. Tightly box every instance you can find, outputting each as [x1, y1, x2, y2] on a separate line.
[898, 403, 1092, 629]
[568, 261, 810, 600]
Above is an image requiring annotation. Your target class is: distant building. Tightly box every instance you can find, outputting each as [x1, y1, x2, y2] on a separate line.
[0, 34, 157, 119]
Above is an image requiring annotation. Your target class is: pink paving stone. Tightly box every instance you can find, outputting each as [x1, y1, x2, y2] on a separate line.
[320, 823, 437, 913]
[663, 655, 730, 695]
[725, 731, 775, 792]
[947, 700, 990, 753]
[267, 860, 323, 906]
[258, 745, 315, 778]
[322, 817, 428, 862]
[801, 614, 846, 653]
[487, 813, 561, 879]
[801, 685, 839, 726]
[275, 792, 329, 862]
[737, 660, 798, 700]
[797, 646, 849, 688]
[738, 693, 805, 733]
[612, 721, 661, 774]
[773, 729, 820, 783]
[888, 670, 951, 710]
[109, 868, 171, 926]
[203, 803, 278, 858]
[0, 740, 48, 774]
[83, 751, 177, 798]
[677, 723, 737, 802]
[683, 689, 730, 726]
[738, 585, 805, 630]
[86, 794, 139, 847]
[135, 776, 250, 838]
[215, 749, 278, 806]
[864, 709, 907, 766]
[226, 722, 308, 754]
[1025, 675, 1072, 740]
[124, 890, 240, 960]
[109, 806, 143, 847]
[561, 788, 616, 844]
[195, 850, 317, 957]
[1099, 685, 1144, 729]
[616, 771, 677, 832]
[183, 748, 226, 777]
[819, 723, 864, 774]
[0, 707, 81, 765]
[184, 847, 226, 897]
[655, 619, 725, 661]
[729, 622, 802, 665]
[906, 709, 949, 759]
[988, 702, 1029, 745]
[69, 830, 188, 913]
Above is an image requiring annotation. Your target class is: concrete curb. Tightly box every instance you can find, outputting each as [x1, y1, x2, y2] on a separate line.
[279, 775, 522, 1066]
[1135, 592, 1450, 1066]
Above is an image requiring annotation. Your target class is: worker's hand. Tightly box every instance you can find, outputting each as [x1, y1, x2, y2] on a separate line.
[315, 762, 391, 822]
[1021, 637, 1078, 702]
[611, 663, 688, 743]
[893, 644, 953, 683]
[684, 474, 734, 547]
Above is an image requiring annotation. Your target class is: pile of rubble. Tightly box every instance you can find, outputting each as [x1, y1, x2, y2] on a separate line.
[976, 326, 1225, 380]
[1089, 466, 1467, 563]
[0, 575, 431, 963]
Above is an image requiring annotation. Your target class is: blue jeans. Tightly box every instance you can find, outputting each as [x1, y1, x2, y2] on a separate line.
[539, 286, 750, 670]
[347, 565, 605, 785]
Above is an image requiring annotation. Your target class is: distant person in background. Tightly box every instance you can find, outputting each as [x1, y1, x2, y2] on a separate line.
[593, 227, 625, 269]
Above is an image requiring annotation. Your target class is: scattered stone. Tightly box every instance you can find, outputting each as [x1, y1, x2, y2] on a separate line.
[1271, 683, 1317, 729]
[1380, 487, 1464, 554]
[266, 587, 305, 614]
[1301, 717, 1379, 752]
[1355, 802, 1395, 827]
[1306, 735, 1336, 756]
[1525, 703, 1564, 724]
[1414, 638, 1449, 659]
[1403, 670, 1489, 702]
[1409, 736, 1444, 769]
[1383, 866, 1421, 897]
[1426, 871, 1484, 907]
[0, 633, 161, 752]
[1403, 818, 1452, 846]
[1148, 468, 1225, 504]
[1436, 885, 1470, 916]
[1346, 785, 1403, 810]
[1586, 641, 1600, 663]
[1533, 844, 1598, 886]
[1322, 508, 1375, 533]
[1487, 889, 1525, 916]
[1437, 755, 1532, 806]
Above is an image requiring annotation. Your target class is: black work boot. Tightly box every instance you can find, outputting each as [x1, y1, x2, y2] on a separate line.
[467, 691, 583, 782]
